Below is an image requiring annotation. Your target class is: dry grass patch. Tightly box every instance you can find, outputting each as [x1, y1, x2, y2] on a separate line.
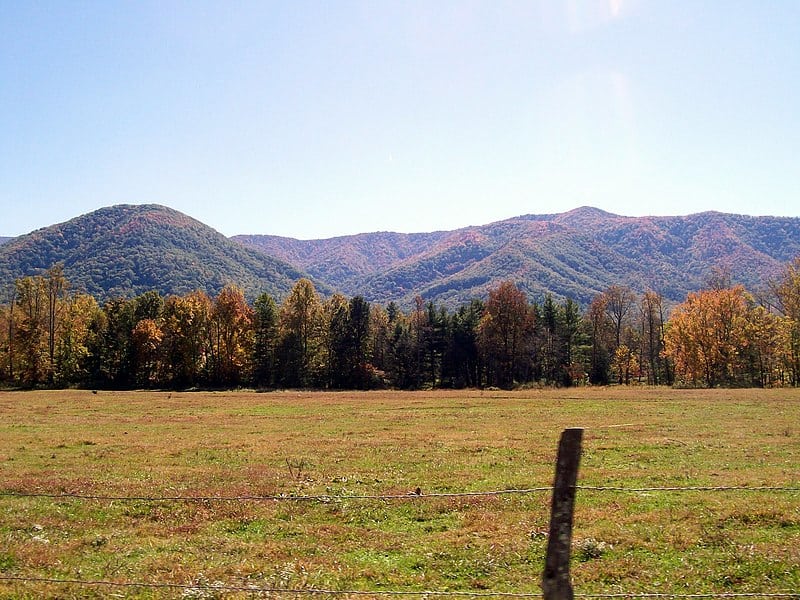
[0, 388, 798, 597]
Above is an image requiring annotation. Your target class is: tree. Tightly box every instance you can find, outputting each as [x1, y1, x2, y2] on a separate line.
[324, 293, 351, 388]
[478, 281, 535, 389]
[161, 291, 212, 387]
[131, 318, 163, 387]
[0, 285, 17, 383]
[640, 290, 670, 385]
[90, 298, 136, 388]
[209, 285, 254, 386]
[664, 286, 754, 387]
[368, 304, 392, 385]
[252, 293, 279, 388]
[45, 264, 67, 383]
[586, 294, 611, 385]
[444, 299, 483, 388]
[604, 285, 637, 350]
[14, 276, 48, 387]
[277, 279, 323, 387]
[770, 257, 800, 385]
[55, 293, 100, 386]
[611, 344, 639, 385]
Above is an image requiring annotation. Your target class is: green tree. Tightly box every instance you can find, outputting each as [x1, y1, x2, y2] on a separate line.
[89, 298, 136, 388]
[252, 293, 279, 388]
[443, 299, 483, 388]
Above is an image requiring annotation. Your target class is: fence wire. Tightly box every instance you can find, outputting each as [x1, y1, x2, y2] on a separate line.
[1, 485, 798, 503]
[2, 482, 797, 598]
[0, 576, 797, 598]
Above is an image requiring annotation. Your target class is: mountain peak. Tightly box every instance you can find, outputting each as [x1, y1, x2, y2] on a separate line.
[0, 204, 309, 300]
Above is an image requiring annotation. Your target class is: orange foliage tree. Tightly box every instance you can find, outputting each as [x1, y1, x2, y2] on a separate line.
[664, 286, 785, 387]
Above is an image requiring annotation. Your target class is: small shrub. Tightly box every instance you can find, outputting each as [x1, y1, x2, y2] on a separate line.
[576, 537, 612, 561]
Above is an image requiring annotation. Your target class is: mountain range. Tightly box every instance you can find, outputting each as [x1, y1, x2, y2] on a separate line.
[2, 204, 799, 307]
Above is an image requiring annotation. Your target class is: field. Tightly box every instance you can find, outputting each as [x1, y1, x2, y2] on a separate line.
[0, 388, 798, 599]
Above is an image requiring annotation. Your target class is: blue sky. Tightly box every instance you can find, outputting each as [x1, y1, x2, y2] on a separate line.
[1, 1, 798, 239]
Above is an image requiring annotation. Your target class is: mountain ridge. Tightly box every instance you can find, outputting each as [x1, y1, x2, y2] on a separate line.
[2, 204, 799, 307]
[235, 207, 800, 306]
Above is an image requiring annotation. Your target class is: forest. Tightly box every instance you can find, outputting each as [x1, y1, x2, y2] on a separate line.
[1, 257, 799, 390]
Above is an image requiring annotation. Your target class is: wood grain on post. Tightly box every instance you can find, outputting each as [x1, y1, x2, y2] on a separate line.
[542, 427, 584, 600]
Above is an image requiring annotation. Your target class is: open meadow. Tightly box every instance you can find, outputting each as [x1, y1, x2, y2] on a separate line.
[0, 388, 798, 598]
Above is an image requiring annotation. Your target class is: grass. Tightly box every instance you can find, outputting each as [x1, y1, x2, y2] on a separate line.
[0, 388, 798, 598]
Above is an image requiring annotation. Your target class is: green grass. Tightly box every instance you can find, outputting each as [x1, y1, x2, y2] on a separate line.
[0, 388, 798, 598]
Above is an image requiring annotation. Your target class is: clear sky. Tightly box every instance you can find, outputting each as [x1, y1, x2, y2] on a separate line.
[1, 1, 798, 239]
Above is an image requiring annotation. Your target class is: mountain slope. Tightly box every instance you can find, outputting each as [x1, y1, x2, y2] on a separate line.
[234, 231, 449, 294]
[0, 204, 312, 300]
[237, 206, 800, 306]
[0, 237, 11, 246]
[4, 205, 799, 308]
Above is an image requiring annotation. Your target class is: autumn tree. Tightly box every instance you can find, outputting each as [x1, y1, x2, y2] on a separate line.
[665, 286, 755, 387]
[770, 257, 800, 385]
[639, 290, 670, 385]
[368, 304, 392, 384]
[277, 278, 324, 387]
[54, 293, 101, 386]
[743, 303, 787, 387]
[208, 285, 254, 386]
[131, 318, 164, 386]
[161, 291, 212, 387]
[45, 265, 67, 383]
[0, 286, 16, 383]
[478, 281, 535, 389]
[14, 276, 48, 386]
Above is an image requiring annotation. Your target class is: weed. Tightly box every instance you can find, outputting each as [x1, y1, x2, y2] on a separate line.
[576, 537, 612, 561]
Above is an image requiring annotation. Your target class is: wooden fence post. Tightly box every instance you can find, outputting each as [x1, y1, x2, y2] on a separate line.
[542, 427, 584, 600]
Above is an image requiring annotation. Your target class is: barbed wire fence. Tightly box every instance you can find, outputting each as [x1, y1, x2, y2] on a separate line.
[1, 428, 798, 599]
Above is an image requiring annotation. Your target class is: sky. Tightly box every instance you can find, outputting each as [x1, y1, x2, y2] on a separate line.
[1, 1, 799, 240]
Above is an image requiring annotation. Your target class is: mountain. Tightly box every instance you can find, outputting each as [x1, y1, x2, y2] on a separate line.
[0, 237, 11, 246]
[236, 207, 800, 307]
[3, 204, 798, 308]
[0, 204, 312, 301]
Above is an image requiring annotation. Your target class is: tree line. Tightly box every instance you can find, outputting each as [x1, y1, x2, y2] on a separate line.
[2, 258, 799, 390]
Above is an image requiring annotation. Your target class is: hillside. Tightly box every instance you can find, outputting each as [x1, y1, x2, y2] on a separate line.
[236, 207, 800, 306]
[0, 204, 312, 301]
[3, 205, 799, 308]
[0, 237, 11, 246]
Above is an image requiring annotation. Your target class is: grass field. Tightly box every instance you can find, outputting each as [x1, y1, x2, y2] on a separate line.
[0, 388, 798, 598]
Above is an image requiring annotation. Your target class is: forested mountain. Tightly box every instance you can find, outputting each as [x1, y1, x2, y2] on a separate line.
[0, 204, 312, 301]
[236, 207, 800, 306]
[0, 237, 11, 246]
[3, 204, 799, 307]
